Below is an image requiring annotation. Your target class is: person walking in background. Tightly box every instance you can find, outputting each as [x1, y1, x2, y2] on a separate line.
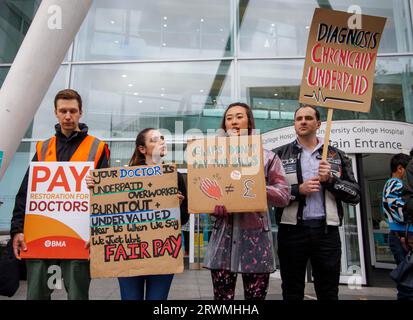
[383, 152, 413, 300]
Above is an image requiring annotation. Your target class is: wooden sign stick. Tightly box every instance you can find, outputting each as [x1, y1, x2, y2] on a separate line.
[322, 108, 334, 161]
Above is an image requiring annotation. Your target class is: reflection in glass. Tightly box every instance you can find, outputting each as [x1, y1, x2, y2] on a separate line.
[239, 0, 312, 57]
[239, 57, 413, 132]
[0, 67, 9, 86]
[0, 0, 40, 63]
[0, 142, 35, 231]
[365, 168, 395, 265]
[335, 57, 412, 123]
[239, 0, 413, 57]
[26, 66, 69, 139]
[239, 59, 302, 133]
[108, 141, 134, 167]
[74, 0, 232, 61]
[71, 61, 232, 139]
[340, 204, 362, 275]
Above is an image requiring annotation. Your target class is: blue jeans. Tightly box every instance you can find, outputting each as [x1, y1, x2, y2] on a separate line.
[388, 233, 413, 300]
[118, 274, 174, 300]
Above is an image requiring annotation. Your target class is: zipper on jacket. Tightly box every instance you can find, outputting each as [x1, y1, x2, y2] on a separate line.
[318, 147, 329, 234]
[296, 149, 305, 223]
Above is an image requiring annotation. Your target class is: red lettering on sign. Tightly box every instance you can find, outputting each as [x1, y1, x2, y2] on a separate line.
[47, 167, 70, 192]
[31, 166, 50, 192]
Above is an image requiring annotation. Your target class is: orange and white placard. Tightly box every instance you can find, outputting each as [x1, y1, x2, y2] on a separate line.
[21, 162, 93, 259]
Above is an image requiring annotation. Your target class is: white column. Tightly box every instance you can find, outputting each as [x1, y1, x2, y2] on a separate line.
[0, 0, 92, 179]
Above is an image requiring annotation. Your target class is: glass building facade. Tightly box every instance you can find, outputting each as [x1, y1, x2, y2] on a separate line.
[0, 0, 413, 284]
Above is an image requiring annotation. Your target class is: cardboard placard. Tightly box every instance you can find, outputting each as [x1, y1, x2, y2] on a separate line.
[299, 8, 386, 112]
[21, 162, 93, 259]
[187, 135, 267, 214]
[89, 164, 183, 279]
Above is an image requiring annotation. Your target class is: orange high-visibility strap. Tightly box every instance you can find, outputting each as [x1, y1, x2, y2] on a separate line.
[36, 135, 105, 168]
[70, 136, 105, 168]
[36, 137, 57, 162]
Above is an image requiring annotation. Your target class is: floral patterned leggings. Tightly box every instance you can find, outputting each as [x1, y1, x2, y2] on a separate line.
[211, 269, 270, 300]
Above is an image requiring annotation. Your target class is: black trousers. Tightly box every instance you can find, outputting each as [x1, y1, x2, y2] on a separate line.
[277, 223, 341, 301]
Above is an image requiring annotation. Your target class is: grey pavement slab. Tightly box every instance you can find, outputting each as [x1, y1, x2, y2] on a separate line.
[0, 269, 397, 300]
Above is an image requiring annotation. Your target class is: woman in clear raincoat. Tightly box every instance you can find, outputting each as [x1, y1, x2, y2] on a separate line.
[203, 102, 290, 300]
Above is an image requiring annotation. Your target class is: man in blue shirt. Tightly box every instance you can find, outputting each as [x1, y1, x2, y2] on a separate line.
[382, 152, 413, 300]
[274, 105, 360, 300]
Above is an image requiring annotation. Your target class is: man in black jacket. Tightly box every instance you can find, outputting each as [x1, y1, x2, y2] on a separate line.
[273, 105, 360, 300]
[10, 89, 110, 300]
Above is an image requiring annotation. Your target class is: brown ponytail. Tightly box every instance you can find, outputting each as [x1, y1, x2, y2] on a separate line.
[129, 128, 155, 166]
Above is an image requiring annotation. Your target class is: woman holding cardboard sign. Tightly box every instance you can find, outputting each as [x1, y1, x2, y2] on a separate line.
[87, 128, 188, 300]
[203, 102, 290, 300]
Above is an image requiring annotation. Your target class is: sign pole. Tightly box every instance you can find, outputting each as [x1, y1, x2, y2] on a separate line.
[322, 108, 334, 161]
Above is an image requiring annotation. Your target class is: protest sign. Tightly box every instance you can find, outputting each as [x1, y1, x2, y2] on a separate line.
[299, 8, 386, 113]
[299, 8, 386, 159]
[89, 164, 183, 278]
[187, 135, 267, 214]
[21, 162, 93, 259]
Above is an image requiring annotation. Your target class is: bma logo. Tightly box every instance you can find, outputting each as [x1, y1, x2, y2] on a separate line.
[44, 240, 66, 248]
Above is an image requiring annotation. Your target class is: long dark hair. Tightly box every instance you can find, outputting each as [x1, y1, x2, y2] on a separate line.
[220, 102, 255, 135]
[129, 128, 155, 166]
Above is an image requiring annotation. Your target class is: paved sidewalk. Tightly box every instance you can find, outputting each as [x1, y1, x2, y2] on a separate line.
[0, 269, 397, 300]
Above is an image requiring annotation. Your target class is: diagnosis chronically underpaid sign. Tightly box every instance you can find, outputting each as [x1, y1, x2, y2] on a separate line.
[299, 8, 386, 113]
